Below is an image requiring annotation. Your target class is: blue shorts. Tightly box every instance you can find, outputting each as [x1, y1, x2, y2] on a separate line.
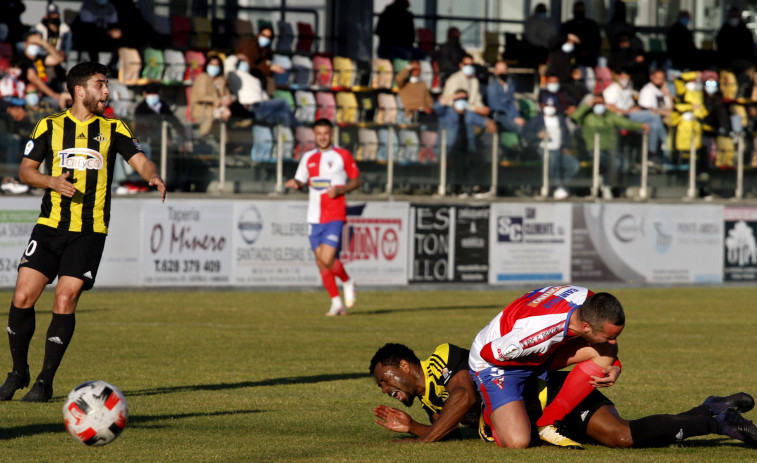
[470, 361, 551, 417]
[308, 221, 344, 253]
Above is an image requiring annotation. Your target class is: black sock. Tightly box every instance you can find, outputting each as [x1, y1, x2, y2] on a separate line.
[7, 304, 35, 374]
[629, 414, 719, 447]
[677, 404, 712, 417]
[36, 313, 75, 384]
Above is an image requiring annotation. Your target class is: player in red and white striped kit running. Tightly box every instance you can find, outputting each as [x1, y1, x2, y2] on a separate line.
[285, 119, 362, 316]
[469, 285, 625, 449]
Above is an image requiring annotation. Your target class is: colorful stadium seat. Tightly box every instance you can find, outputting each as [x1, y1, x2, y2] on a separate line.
[336, 91, 359, 124]
[272, 54, 292, 87]
[275, 126, 295, 160]
[372, 58, 393, 90]
[294, 90, 316, 122]
[141, 48, 165, 82]
[277, 21, 294, 53]
[398, 129, 421, 163]
[417, 28, 435, 55]
[377, 126, 399, 162]
[356, 91, 378, 122]
[312, 55, 333, 89]
[332, 56, 356, 90]
[357, 128, 379, 161]
[315, 91, 337, 121]
[162, 50, 186, 84]
[377, 92, 398, 124]
[337, 125, 359, 153]
[295, 126, 315, 158]
[191, 17, 212, 49]
[290, 55, 313, 89]
[118, 47, 142, 85]
[296, 22, 316, 54]
[251, 125, 274, 162]
[170, 16, 192, 50]
[184, 50, 206, 84]
[274, 89, 295, 110]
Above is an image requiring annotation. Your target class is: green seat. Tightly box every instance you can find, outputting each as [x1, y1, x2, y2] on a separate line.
[500, 131, 519, 148]
[141, 48, 165, 82]
[274, 89, 295, 110]
[518, 99, 537, 120]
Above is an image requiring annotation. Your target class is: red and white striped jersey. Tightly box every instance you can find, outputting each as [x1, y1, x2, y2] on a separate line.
[294, 145, 360, 224]
[469, 285, 594, 372]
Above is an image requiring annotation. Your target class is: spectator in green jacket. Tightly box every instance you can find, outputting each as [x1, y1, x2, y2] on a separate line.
[571, 95, 648, 198]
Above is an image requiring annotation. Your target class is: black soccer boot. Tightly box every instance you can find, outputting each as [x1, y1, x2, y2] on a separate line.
[0, 366, 30, 400]
[715, 408, 757, 447]
[21, 379, 53, 403]
[703, 393, 755, 415]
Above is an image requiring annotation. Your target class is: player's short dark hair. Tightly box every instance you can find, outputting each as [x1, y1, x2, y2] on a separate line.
[259, 25, 274, 37]
[66, 62, 109, 99]
[313, 118, 333, 129]
[369, 343, 420, 374]
[454, 88, 469, 97]
[578, 292, 625, 330]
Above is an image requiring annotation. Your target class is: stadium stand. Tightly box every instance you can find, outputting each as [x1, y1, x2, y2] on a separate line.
[163, 50, 187, 84]
[142, 48, 165, 82]
[277, 21, 295, 53]
[295, 22, 316, 54]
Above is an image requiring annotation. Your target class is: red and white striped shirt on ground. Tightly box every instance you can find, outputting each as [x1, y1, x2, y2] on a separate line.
[294, 145, 360, 224]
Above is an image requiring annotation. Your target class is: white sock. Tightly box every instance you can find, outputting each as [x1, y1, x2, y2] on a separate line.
[331, 296, 343, 308]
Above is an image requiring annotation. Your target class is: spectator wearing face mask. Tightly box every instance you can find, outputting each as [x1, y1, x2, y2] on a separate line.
[0, 59, 26, 107]
[235, 25, 285, 97]
[716, 7, 755, 69]
[560, 1, 602, 67]
[18, 31, 67, 110]
[638, 69, 673, 164]
[603, 68, 666, 164]
[486, 61, 525, 136]
[440, 54, 490, 117]
[396, 60, 436, 124]
[32, 3, 71, 95]
[434, 27, 467, 86]
[607, 34, 647, 91]
[133, 83, 188, 159]
[666, 11, 699, 70]
[226, 54, 297, 128]
[571, 94, 649, 198]
[523, 3, 558, 65]
[190, 54, 233, 137]
[538, 73, 578, 117]
[545, 34, 580, 85]
[436, 89, 496, 196]
[524, 97, 578, 199]
[72, 0, 122, 72]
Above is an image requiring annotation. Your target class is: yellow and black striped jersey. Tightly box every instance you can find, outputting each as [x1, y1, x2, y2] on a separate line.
[24, 109, 144, 234]
[419, 343, 472, 422]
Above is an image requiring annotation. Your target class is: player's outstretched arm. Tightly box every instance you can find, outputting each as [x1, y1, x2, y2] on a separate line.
[413, 371, 477, 443]
[285, 178, 305, 190]
[128, 152, 166, 202]
[373, 405, 429, 437]
[19, 157, 76, 197]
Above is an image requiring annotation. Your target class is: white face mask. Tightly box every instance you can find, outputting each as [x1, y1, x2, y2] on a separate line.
[617, 78, 630, 88]
[704, 85, 718, 95]
[453, 98, 468, 111]
[682, 111, 695, 121]
[206, 64, 221, 77]
[409, 76, 420, 84]
[462, 64, 475, 77]
[685, 81, 702, 92]
[543, 106, 556, 117]
[561, 42, 575, 53]
[26, 44, 42, 58]
[237, 61, 250, 73]
[593, 104, 606, 115]
[546, 82, 560, 93]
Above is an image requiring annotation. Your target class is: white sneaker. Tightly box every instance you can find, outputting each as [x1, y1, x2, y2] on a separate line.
[553, 187, 569, 200]
[343, 279, 356, 309]
[325, 305, 347, 316]
[538, 425, 583, 449]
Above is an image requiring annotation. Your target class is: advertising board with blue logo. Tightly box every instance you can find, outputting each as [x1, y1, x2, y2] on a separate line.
[232, 200, 409, 286]
[488, 203, 572, 284]
[571, 203, 723, 283]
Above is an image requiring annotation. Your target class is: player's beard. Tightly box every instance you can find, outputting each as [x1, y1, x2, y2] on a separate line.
[83, 91, 106, 116]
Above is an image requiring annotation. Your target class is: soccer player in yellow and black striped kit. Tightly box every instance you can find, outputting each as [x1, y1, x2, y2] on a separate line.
[0, 62, 166, 402]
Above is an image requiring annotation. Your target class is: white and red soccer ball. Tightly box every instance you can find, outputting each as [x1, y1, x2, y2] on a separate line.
[62, 380, 128, 446]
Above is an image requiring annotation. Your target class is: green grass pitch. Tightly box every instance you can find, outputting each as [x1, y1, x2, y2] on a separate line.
[0, 286, 756, 462]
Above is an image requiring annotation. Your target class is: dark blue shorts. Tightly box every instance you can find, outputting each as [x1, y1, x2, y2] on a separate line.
[308, 221, 344, 253]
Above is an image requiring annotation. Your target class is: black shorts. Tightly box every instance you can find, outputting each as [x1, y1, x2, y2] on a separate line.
[546, 371, 614, 443]
[18, 224, 107, 291]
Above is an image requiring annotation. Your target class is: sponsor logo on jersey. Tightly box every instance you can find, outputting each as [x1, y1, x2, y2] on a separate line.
[76, 132, 87, 140]
[528, 285, 569, 307]
[519, 321, 563, 349]
[83, 270, 93, 279]
[58, 148, 104, 171]
[93, 133, 108, 142]
[493, 376, 505, 390]
[497, 344, 520, 360]
[310, 178, 331, 190]
[132, 139, 144, 152]
[24, 140, 34, 156]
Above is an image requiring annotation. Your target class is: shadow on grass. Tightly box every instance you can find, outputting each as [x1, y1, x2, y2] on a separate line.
[126, 372, 367, 397]
[356, 304, 501, 315]
[0, 409, 262, 439]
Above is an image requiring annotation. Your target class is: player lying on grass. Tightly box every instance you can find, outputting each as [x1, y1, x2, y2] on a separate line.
[370, 342, 757, 448]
